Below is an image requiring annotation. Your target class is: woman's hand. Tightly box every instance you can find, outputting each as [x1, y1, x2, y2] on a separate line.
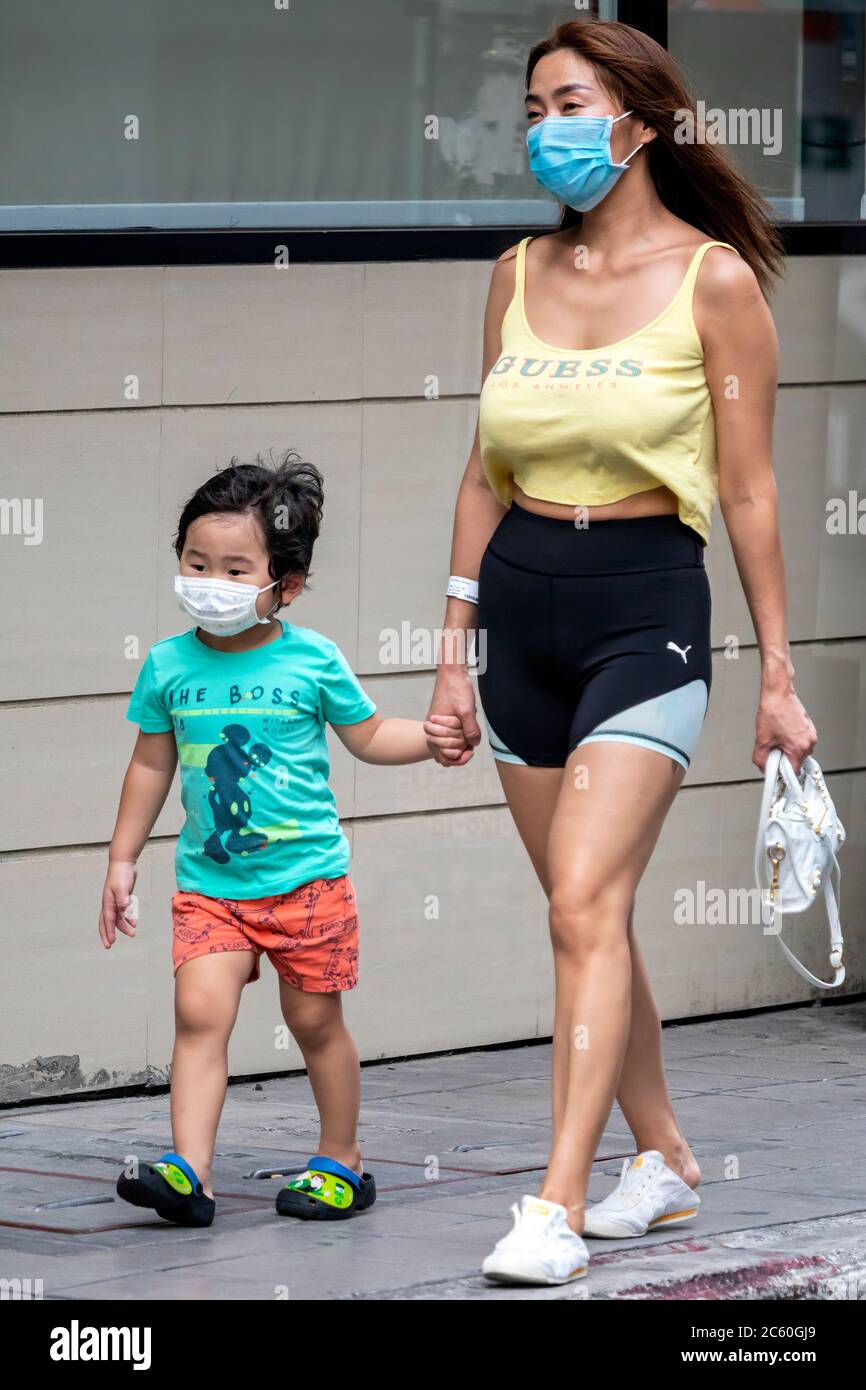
[426, 666, 482, 767]
[99, 860, 139, 949]
[753, 678, 816, 776]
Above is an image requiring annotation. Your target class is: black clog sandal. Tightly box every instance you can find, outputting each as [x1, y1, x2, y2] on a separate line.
[116, 1151, 215, 1227]
[275, 1155, 376, 1220]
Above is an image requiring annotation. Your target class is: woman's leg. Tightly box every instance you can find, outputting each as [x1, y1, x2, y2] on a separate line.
[494, 762, 567, 1140]
[541, 739, 688, 1230]
[279, 983, 362, 1173]
[618, 916, 701, 1188]
[171, 950, 255, 1198]
[495, 757, 698, 1186]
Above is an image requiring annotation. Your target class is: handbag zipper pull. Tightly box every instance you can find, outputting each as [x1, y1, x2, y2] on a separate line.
[767, 844, 785, 902]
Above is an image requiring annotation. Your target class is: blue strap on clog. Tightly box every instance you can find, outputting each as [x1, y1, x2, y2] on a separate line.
[155, 1151, 203, 1193]
[306, 1154, 362, 1189]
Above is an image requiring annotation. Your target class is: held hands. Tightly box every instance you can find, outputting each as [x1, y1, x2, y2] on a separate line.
[425, 666, 482, 767]
[423, 713, 472, 762]
[98, 860, 139, 949]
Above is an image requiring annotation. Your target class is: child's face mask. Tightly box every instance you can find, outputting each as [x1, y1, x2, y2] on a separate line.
[175, 574, 282, 638]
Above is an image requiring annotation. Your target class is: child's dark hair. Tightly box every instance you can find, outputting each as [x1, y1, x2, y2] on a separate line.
[174, 450, 325, 587]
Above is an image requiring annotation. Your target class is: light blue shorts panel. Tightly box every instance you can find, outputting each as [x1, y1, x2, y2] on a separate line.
[485, 718, 529, 766]
[576, 678, 709, 771]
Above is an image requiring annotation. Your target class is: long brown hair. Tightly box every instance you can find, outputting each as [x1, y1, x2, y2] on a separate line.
[526, 19, 785, 296]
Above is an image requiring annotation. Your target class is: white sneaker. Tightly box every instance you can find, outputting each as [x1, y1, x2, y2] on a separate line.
[583, 1150, 700, 1238]
[482, 1195, 589, 1286]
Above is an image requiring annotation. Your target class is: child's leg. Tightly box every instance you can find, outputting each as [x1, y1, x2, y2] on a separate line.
[171, 951, 255, 1196]
[278, 981, 362, 1174]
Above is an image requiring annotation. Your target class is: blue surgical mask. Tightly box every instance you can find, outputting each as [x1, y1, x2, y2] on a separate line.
[526, 111, 644, 212]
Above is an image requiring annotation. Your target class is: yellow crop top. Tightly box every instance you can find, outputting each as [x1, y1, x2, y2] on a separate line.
[478, 236, 740, 545]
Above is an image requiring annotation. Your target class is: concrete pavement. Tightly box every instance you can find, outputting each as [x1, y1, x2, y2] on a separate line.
[1, 1000, 865, 1300]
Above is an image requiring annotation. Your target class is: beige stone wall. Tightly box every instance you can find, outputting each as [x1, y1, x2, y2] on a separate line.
[1, 255, 864, 1099]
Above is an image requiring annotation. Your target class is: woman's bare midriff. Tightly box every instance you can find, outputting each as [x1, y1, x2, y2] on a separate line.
[512, 481, 680, 522]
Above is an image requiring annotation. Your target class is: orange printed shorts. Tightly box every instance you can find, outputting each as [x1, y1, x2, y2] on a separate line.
[171, 875, 359, 992]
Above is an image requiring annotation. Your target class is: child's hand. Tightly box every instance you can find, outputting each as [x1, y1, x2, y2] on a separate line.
[423, 714, 471, 763]
[99, 861, 139, 949]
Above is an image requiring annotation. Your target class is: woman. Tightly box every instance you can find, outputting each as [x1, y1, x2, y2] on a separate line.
[424, 18, 816, 1286]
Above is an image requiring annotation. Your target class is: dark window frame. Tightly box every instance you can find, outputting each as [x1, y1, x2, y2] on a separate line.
[1, 0, 863, 268]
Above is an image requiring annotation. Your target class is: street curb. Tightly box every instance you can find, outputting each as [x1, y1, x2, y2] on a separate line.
[587, 1211, 866, 1300]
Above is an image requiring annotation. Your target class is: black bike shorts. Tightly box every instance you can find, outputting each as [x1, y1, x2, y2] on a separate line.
[476, 505, 712, 772]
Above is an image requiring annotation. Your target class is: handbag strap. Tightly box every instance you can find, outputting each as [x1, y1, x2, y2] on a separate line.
[753, 747, 783, 889]
[772, 854, 846, 990]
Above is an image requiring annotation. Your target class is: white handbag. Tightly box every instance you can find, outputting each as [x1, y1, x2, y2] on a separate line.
[754, 748, 846, 990]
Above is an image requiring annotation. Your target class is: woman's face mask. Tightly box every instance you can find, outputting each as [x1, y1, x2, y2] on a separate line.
[174, 574, 282, 638]
[526, 111, 645, 213]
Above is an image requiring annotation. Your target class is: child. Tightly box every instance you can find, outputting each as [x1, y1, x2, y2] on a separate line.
[99, 452, 465, 1226]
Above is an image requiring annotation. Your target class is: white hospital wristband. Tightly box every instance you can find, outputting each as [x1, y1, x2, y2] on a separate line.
[447, 576, 479, 604]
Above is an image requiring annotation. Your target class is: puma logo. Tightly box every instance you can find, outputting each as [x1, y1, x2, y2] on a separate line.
[666, 641, 692, 664]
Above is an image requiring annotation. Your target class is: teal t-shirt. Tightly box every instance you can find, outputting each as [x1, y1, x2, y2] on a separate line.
[126, 620, 376, 899]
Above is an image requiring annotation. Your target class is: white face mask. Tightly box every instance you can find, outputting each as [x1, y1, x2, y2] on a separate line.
[174, 574, 282, 638]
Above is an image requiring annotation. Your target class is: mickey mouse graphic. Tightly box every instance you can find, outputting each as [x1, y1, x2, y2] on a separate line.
[203, 723, 273, 864]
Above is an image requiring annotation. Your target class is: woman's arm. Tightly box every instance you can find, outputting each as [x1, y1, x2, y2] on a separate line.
[99, 731, 178, 948]
[426, 247, 516, 765]
[696, 249, 816, 774]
